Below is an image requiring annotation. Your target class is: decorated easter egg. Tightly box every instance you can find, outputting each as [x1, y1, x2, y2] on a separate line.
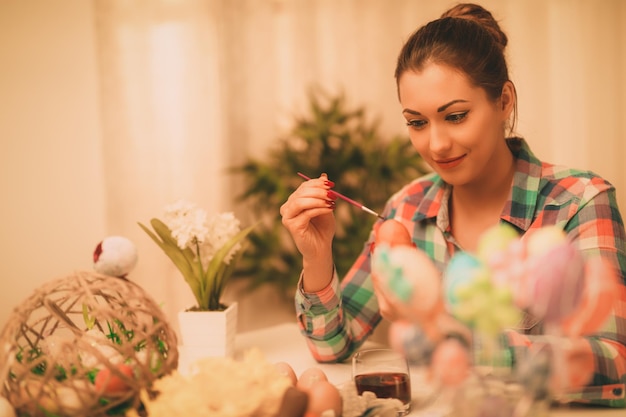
[388, 320, 435, 366]
[443, 252, 521, 335]
[429, 338, 470, 386]
[516, 346, 552, 401]
[526, 243, 585, 325]
[94, 364, 134, 394]
[93, 236, 138, 277]
[525, 226, 566, 258]
[476, 223, 519, 264]
[371, 244, 441, 320]
[442, 252, 485, 309]
[560, 256, 620, 336]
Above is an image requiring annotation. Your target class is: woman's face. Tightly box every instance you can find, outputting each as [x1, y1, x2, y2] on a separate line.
[398, 63, 513, 187]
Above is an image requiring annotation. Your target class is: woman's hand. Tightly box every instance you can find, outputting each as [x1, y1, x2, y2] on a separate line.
[280, 174, 337, 291]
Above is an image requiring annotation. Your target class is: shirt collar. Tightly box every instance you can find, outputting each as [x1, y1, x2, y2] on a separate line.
[410, 138, 542, 233]
[501, 138, 542, 232]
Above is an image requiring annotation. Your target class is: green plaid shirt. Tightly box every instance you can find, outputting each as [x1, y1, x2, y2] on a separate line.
[295, 138, 626, 407]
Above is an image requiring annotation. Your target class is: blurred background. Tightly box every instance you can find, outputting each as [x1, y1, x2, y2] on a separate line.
[1, 0, 624, 336]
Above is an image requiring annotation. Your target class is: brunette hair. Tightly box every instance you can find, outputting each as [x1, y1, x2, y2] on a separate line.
[395, 3, 517, 133]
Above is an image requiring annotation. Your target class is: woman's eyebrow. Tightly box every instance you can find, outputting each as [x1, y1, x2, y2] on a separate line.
[437, 99, 468, 112]
[402, 99, 469, 116]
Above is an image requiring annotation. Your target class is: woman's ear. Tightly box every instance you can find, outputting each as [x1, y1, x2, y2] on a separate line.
[500, 81, 516, 117]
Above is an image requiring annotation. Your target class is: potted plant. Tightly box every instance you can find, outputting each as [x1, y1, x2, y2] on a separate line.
[231, 90, 429, 294]
[138, 200, 254, 361]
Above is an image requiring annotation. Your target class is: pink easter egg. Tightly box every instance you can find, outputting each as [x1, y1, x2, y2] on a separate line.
[429, 338, 470, 386]
[560, 256, 621, 336]
[525, 226, 567, 258]
[375, 219, 412, 247]
[526, 243, 585, 325]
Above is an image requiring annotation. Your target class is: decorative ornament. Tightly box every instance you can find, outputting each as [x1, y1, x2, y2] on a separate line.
[372, 221, 617, 415]
[0, 271, 178, 417]
[93, 236, 138, 278]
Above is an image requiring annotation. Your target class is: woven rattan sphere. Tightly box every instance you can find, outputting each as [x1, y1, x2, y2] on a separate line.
[0, 271, 178, 417]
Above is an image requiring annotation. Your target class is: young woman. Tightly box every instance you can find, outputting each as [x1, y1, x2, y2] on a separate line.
[280, 3, 625, 407]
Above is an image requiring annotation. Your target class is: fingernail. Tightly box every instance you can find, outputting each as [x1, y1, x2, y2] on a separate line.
[369, 241, 376, 254]
[327, 190, 337, 200]
[324, 180, 335, 188]
[326, 200, 336, 208]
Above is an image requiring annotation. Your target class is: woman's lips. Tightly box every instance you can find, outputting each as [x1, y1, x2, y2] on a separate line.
[434, 154, 466, 170]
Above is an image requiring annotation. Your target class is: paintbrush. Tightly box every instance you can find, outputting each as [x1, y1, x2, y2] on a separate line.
[297, 172, 386, 220]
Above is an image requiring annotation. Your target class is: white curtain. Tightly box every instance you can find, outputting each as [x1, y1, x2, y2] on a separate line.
[93, 0, 626, 323]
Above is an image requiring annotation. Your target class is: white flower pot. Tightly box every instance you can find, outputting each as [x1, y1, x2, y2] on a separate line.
[177, 302, 238, 373]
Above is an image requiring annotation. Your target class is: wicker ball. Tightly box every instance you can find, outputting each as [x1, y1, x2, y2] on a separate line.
[0, 271, 178, 417]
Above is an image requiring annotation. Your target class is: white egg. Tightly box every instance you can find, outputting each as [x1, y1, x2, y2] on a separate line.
[274, 362, 298, 386]
[296, 367, 328, 391]
[306, 380, 342, 416]
[0, 396, 16, 417]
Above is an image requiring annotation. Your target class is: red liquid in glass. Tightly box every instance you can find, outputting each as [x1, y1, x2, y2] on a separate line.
[354, 372, 411, 404]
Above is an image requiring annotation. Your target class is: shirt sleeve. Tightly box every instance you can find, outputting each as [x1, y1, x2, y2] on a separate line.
[294, 242, 382, 363]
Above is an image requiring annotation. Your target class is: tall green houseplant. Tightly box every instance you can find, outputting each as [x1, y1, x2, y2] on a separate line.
[232, 92, 429, 293]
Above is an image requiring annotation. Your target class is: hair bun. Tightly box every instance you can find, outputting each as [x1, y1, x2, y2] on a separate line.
[441, 3, 508, 50]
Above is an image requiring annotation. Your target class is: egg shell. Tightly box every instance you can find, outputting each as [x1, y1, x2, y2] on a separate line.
[372, 244, 441, 320]
[429, 338, 470, 386]
[525, 226, 566, 258]
[275, 386, 309, 417]
[388, 320, 435, 366]
[93, 236, 138, 277]
[305, 380, 342, 416]
[94, 364, 134, 394]
[375, 219, 413, 247]
[274, 362, 298, 386]
[526, 243, 585, 324]
[442, 252, 486, 309]
[0, 396, 16, 417]
[476, 223, 519, 263]
[297, 367, 329, 392]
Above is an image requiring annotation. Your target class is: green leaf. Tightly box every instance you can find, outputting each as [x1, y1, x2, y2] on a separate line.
[138, 220, 201, 305]
[202, 224, 256, 310]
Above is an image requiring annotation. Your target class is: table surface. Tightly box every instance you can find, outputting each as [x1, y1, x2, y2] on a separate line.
[233, 323, 624, 417]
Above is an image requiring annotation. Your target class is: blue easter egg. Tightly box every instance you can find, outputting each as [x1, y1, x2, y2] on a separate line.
[443, 252, 484, 308]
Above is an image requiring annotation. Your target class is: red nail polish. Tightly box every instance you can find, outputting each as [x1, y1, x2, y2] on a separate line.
[369, 241, 376, 254]
[324, 180, 335, 188]
[326, 200, 336, 208]
[327, 190, 337, 200]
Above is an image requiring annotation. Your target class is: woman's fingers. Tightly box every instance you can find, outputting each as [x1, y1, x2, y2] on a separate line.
[280, 175, 336, 224]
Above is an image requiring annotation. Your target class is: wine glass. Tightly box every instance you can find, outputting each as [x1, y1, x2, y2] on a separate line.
[352, 348, 412, 415]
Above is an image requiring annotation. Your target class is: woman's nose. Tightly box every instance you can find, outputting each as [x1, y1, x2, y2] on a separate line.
[429, 125, 452, 154]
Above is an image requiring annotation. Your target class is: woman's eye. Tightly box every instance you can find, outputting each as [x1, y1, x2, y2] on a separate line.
[446, 111, 469, 123]
[406, 119, 427, 129]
